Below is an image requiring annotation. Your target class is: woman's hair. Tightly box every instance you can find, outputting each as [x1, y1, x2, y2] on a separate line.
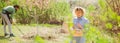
[72, 7, 85, 17]
[13, 5, 19, 8]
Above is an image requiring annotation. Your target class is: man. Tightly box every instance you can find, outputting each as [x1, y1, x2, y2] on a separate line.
[1, 5, 19, 37]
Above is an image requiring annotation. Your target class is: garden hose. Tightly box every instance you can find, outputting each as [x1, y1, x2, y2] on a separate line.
[13, 25, 24, 35]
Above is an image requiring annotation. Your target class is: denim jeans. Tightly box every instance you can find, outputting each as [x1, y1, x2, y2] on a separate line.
[70, 36, 85, 43]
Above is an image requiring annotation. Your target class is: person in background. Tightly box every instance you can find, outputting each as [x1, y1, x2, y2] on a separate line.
[1, 5, 19, 37]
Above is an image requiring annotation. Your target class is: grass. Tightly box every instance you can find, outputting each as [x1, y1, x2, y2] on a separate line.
[0, 24, 115, 43]
[0, 25, 35, 43]
[0, 24, 70, 43]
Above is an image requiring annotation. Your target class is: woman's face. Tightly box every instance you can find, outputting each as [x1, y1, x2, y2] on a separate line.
[15, 7, 19, 11]
[75, 10, 83, 18]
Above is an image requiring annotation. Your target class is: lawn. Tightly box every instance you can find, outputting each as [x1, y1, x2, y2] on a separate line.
[0, 24, 115, 43]
[0, 24, 70, 43]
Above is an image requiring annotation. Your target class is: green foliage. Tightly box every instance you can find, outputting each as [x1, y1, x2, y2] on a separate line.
[37, 2, 70, 23]
[10, 0, 19, 5]
[99, 0, 106, 9]
[85, 25, 113, 43]
[85, 0, 120, 43]
[34, 35, 45, 43]
[0, 0, 71, 24]
[52, 2, 70, 19]
[15, 7, 33, 24]
[105, 23, 113, 29]
[87, 5, 96, 13]
[96, 0, 119, 30]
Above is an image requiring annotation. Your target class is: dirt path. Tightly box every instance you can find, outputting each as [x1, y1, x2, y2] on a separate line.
[0, 25, 70, 43]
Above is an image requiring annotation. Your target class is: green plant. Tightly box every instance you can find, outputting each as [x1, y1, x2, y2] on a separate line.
[34, 35, 45, 43]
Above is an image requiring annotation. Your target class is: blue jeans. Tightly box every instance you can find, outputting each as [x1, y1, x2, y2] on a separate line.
[70, 36, 85, 43]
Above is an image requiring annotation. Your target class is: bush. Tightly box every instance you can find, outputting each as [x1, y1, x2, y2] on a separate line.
[0, 0, 71, 24]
